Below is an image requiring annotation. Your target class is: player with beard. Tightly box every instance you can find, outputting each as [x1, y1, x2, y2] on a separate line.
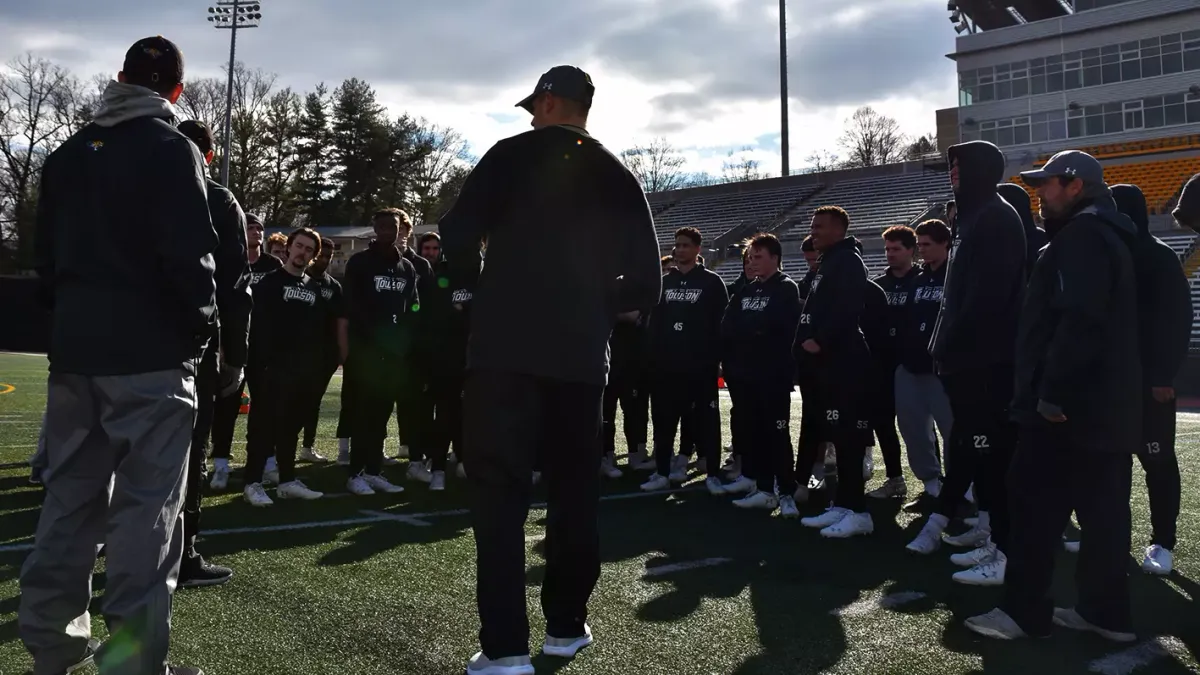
[300, 238, 347, 464]
[640, 227, 729, 493]
[795, 206, 875, 539]
[867, 226, 918, 499]
[341, 210, 420, 496]
[241, 228, 332, 506]
[1111, 184, 1192, 577]
[720, 234, 803, 516]
[209, 212, 282, 490]
[907, 140, 1026, 570]
[175, 119, 250, 588]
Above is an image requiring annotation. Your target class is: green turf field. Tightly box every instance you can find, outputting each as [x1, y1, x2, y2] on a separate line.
[0, 351, 1198, 674]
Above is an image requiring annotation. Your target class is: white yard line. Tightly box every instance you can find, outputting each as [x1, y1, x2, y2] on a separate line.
[831, 591, 927, 617]
[643, 557, 732, 577]
[1088, 636, 1187, 675]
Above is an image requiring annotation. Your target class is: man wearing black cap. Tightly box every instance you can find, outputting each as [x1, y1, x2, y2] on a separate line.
[176, 119, 251, 588]
[20, 36, 208, 675]
[966, 150, 1140, 643]
[440, 65, 662, 675]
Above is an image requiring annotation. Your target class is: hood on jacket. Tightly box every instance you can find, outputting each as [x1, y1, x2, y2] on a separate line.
[947, 141, 1006, 211]
[1110, 184, 1149, 236]
[1174, 173, 1200, 233]
[997, 183, 1036, 232]
[92, 80, 178, 128]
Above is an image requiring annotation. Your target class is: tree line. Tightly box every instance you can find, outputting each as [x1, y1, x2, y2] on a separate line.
[0, 53, 473, 273]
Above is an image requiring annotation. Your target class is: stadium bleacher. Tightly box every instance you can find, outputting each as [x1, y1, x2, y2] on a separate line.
[776, 171, 952, 242]
[650, 184, 822, 250]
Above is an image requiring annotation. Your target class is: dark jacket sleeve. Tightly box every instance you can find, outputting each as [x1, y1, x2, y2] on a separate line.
[439, 143, 509, 283]
[771, 279, 803, 340]
[709, 274, 731, 338]
[813, 254, 866, 349]
[1144, 245, 1193, 387]
[720, 288, 742, 357]
[33, 152, 59, 310]
[613, 171, 663, 315]
[249, 274, 282, 367]
[153, 138, 218, 337]
[946, 205, 1026, 352]
[1038, 221, 1115, 408]
[342, 254, 368, 333]
[213, 189, 251, 367]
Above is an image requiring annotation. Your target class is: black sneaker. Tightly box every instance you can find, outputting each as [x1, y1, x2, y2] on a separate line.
[169, 666, 205, 675]
[29, 466, 42, 485]
[179, 557, 233, 589]
[66, 638, 100, 673]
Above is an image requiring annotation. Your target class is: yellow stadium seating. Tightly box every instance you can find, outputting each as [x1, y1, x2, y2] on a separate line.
[1010, 156, 1200, 216]
[1034, 135, 1200, 165]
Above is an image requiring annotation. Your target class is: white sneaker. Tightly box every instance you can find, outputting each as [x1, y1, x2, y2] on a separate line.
[542, 623, 593, 658]
[667, 468, 688, 484]
[407, 462, 432, 484]
[705, 477, 726, 495]
[430, 471, 446, 492]
[723, 476, 755, 495]
[263, 469, 280, 486]
[801, 507, 851, 529]
[1141, 545, 1174, 576]
[457, 463, 468, 479]
[944, 526, 991, 548]
[779, 495, 799, 519]
[466, 652, 535, 675]
[964, 608, 1027, 640]
[277, 479, 323, 501]
[950, 540, 998, 567]
[821, 511, 873, 538]
[952, 553, 1005, 586]
[599, 455, 622, 479]
[640, 474, 670, 492]
[906, 519, 945, 554]
[299, 447, 328, 463]
[243, 482, 273, 507]
[670, 454, 689, 476]
[347, 476, 376, 495]
[867, 476, 907, 499]
[862, 453, 875, 480]
[210, 465, 230, 491]
[363, 474, 405, 494]
[732, 490, 778, 510]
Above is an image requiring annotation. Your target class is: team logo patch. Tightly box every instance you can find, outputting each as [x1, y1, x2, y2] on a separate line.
[374, 276, 407, 293]
[283, 285, 316, 305]
[664, 288, 702, 303]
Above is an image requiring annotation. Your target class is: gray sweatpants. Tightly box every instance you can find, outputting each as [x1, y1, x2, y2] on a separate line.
[894, 365, 953, 482]
[19, 369, 196, 675]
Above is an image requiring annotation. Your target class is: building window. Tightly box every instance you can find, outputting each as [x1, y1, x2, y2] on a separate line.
[1123, 101, 1144, 130]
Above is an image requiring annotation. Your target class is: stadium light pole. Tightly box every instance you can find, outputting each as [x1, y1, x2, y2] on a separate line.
[207, 0, 263, 186]
[779, 0, 790, 178]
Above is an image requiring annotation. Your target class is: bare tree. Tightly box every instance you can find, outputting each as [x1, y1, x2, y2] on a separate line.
[906, 133, 938, 160]
[720, 148, 766, 184]
[804, 149, 841, 173]
[838, 106, 907, 168]
[0, 53, 75, 271]
[620, 137, 687, 193]
[683, 171, 719, 188]
[411, 122, 471, 222]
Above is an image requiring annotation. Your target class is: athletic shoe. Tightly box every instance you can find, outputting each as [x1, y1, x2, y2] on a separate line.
[640, 474, 669, 492]
[298, 447, 329, 463]
[821, 512, 873, 538]
[210, 465, 230, 491]
[964, 608, 1028, 640]
[705, 477, 726, 495]
[347, 476, 375, 496]
[430, 471, 446, 492]
[407, 461, 432, 484]
[923, 478, 943, 498]
[723, 476, 755, 494]
[1052, 607, 1136, 643]
[362, 474, 405, 494]
[867, 476, 907, 499]
[263, 469, 279, 486]
[66, 638, 100, 673]
[243, 483, 273, 507]
[670, 454, 689, 476]
[732, 490, 778, 510]
[28, 465, 42, 486]
[944, 525, 991, 548]
[950, 540, 997, 567]
[277, 480, 323, 501]
[801, 507, 850, 529]
[952, 554, 1005, 586]
[543, 623, 593, 658]
[599, 455, 622, 479]
[1141, 545, 1174, 575]
[179, 557, 233, 589]
[906, 519, 945, 554]
[778, 495, 800, 519]
[862, 453, 875, 480]
[963, 516, 979, 528]
[466, 652, 534, 674]
[667, 467, 688, 484]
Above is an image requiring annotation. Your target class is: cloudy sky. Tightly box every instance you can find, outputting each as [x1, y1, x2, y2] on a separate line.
[0, 0, 958, 177]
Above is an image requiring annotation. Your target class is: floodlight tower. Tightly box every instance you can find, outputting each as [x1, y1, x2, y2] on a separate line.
[207, 0, 263, 186]
[779, 0, 790, 177]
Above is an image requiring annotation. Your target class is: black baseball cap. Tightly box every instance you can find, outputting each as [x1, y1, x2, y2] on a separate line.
[515, 65, 595, 113]
[1019, 150, 1104, 188]
[122, 36, 185, 92]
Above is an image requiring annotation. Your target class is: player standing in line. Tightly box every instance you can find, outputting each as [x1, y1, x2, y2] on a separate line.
[175, 119, 250, 588]
[209, 212, 282, 490]
[341, 209, 419, 496]
[795, 206, 875, 538]
[720, 234, 803, 515]
[265, 232, 287, 261]
[300, 237, 347, 464]
[791, 235, 826, 498]
[387, 210, 436, 476]
[867, 226, 918, 499]
[241, 228, 333, 506]
[719, 246, 755, 480]
[640, 227, 729, 492]
[603, 291, 650, 478]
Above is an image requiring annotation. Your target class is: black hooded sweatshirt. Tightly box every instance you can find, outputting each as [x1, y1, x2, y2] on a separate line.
[1174, 173, 1200, 230]
[721, 270, 802, 385]
[997, 182, 1047, 278]
[1111, 184, 1193, 390]
[418, 252, 476, 375]
[871, 266, 919, 367]
[899, 261, 947, 374]
[930, 141, 1027, 375]
[794, 236, 870, 371]
[1013, 194, 1141, 453]
[342, 240, 421, 361]
[204, 178, 252, 369]
[650, 263, 730, 376]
